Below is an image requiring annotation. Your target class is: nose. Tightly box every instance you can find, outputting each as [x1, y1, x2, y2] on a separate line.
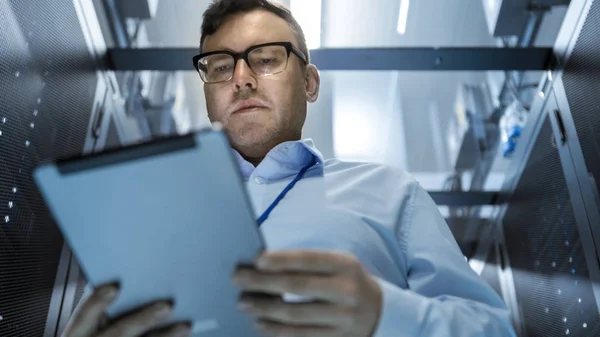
[232, 59, 257, 91]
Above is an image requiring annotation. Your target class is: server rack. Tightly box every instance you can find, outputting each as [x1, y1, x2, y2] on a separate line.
[49, 1, 138, 335]
[0, 0, 113, 336]
[494, 0, 600, 335]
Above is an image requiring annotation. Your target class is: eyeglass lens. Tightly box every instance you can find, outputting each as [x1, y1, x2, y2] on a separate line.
[199, 45, 289, 83]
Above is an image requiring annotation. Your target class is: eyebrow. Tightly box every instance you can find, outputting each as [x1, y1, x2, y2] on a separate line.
[203, 45, 237, 53]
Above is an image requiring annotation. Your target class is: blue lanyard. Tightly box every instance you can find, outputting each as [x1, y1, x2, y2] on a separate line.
[256, 161, 315, 227]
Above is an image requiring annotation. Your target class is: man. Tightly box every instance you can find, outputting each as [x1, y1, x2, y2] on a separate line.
[62, 0, 517, 336]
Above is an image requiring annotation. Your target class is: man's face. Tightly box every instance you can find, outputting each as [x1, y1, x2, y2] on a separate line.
[202, 10, 319, 160]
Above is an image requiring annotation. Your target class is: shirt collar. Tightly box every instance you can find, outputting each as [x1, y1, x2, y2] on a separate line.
[233, 139, 324, 181]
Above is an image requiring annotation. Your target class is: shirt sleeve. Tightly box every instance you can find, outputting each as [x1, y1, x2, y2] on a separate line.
[370, 181, 517, 337]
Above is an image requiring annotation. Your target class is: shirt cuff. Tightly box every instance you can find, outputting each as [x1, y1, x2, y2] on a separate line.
[370, 276, 429, 337]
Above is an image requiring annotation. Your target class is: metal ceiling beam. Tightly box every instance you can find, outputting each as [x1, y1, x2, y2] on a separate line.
[106, 47, 553, 71]
[428, 191, 506, 206]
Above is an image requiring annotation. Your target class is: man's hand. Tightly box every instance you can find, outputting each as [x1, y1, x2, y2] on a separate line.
[233, 250, 383, 337]
[62, 284, 191, 337]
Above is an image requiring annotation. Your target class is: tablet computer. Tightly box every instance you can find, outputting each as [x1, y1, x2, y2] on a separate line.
[33, 126, 265, 337]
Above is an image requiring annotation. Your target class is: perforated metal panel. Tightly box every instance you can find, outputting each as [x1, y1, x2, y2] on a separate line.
[0, 0, 97, 335]
[562, 0, 600, 197]
[502, 117, 600, 336]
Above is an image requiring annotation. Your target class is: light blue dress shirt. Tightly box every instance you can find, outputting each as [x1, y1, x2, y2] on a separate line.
[78, 138, 516, 336]
[236, 139, 516, 337]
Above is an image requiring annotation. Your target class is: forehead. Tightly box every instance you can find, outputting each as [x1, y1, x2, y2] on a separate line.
[202, 9, 298, 53]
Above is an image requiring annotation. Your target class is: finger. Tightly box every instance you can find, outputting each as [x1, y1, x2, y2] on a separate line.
[144, 323, 191, 337]
[65, 283, 119, 337]
[233, 269, 357, 306]
[98, 314, 110, 329]
[256, 250, 357, 274]
[238, 291, 283, 303]
[255, 319, 338, 337]
[239, 293, 353, 327]
[96, 301, 173, 337]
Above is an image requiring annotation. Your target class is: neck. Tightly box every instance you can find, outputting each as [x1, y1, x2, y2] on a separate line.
[235, 134, 302, 167]
[233, 143, 268, 167]
[237, 153, 262, 167]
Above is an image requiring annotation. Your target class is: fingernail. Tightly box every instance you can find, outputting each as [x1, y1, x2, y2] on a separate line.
[153, 302, 172, 317]
[175, 331, 190, 337]
[257, 258, 269, 269]
[98, 285, 117, 299]
[255, 322, 267, 331]
[238, 301, 253, 310]
[174, 325, 192, 337]
[232, 275, 247, 285]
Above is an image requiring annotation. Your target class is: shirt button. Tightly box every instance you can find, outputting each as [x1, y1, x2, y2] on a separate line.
[254, 176, 265, 185]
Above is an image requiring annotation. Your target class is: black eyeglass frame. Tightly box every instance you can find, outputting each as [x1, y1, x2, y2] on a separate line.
[192, 41, 308, 83]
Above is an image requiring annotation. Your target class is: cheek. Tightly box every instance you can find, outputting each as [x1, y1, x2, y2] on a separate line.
[205, 89, 228, 122]
[267, 79, 297, 111]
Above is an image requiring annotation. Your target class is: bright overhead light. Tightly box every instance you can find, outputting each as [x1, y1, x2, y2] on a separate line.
[290, 0, 322, 49]
[397, 0, 410, 35]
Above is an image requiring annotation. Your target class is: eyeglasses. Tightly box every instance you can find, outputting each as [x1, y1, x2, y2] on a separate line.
[193, 41, 307, 84]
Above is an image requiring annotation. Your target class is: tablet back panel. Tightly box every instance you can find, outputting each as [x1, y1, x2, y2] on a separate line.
[34, 129, 264, 337]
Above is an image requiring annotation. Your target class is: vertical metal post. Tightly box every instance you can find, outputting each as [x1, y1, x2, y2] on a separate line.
[43, 244, 71, 337]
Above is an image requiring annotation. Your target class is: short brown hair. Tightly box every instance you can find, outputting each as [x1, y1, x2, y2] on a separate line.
[200, 0, 310, 63]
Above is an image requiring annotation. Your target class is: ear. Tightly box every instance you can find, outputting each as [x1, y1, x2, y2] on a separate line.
[305, 64, 320, 103]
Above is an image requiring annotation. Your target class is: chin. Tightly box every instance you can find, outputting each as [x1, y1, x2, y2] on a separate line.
[227, 118, 272, 140]
[233, 132, 272, 148]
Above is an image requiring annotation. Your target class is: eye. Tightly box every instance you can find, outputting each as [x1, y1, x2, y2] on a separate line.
[259, 58, 276, 65]
[212, 64, 232, 73]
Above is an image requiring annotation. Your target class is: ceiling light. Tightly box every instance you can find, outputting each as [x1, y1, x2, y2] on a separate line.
[290, 0, 322, 49]
[397, 0, 410, 35]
